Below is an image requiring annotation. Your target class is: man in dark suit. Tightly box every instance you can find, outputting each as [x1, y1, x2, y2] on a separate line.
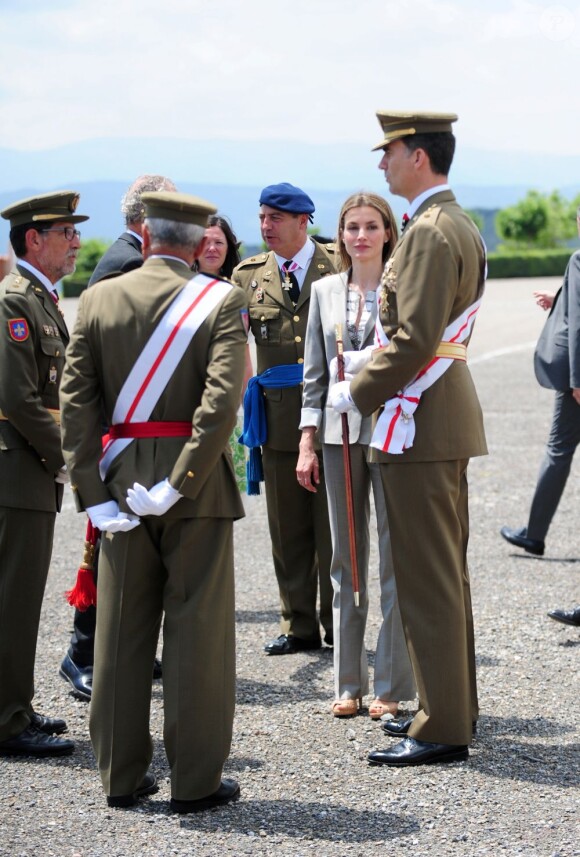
[60, 191, 247, 812]
[60, 174, 176, 699]
[0, 191, 88, 758]
[331, 111, 487, 766]
[89, 175, 177, 284]
[501, 208, 580, 557]
[234, 183, 335, 655]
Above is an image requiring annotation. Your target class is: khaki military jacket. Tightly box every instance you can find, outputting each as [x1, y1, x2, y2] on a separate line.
[60, 258, 247, 519]
[0, 264, 67, 511]
[233, 240, 335, 451]
[351, 190, 488, 463]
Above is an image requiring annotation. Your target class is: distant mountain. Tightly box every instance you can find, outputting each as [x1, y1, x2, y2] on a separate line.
[0, 136, 578, 246]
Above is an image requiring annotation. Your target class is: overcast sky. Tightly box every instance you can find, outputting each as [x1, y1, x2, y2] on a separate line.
[0, 0, 578, 157]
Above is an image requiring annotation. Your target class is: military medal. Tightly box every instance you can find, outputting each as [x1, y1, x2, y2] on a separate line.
[260, 322, 268, 340]
[255, 287, 264, 303]
[49, 365, 58, 384]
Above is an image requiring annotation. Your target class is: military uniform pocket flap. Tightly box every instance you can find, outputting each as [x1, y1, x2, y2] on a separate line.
[249, 306, 280, 321]
[40, 337, 65, 358]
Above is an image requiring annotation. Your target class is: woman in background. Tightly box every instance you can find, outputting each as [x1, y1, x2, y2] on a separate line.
[196, 214, 241, 279]
[297, 192, 415, 718]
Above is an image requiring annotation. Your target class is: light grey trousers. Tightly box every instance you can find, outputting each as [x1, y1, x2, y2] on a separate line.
[322, 443, 415, 701]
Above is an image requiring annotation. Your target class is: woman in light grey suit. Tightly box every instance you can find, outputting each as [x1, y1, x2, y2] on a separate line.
[297, 192, 415, 718]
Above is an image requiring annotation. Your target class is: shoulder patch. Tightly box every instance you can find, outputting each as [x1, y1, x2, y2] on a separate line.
[8, 318, 29, 341]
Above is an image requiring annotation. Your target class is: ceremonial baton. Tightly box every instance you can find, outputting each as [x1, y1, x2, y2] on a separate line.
[335, 324, 360, 606]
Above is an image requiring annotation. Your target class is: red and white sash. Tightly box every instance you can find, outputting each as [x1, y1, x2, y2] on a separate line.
[99, 274, 232, 478]
[370, 297, 482, 454]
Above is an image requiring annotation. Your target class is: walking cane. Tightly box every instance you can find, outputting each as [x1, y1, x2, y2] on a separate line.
[335, 324, 360, 606]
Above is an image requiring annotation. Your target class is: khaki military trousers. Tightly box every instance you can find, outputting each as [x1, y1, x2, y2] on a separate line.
[380, 459, 478, 746]
[262, 447, 333, 640]
[90, 516, 236, 801]
[0, 507, 55, 741]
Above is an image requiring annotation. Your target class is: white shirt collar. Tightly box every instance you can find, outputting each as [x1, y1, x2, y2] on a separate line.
[274, 236, 314, 270]
[407, 184, 451, 219]
[16, 258, 57, 294]
[126, 229, 143, 244]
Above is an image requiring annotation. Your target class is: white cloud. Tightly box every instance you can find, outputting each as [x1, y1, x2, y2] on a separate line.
[0, 0, 578, 157]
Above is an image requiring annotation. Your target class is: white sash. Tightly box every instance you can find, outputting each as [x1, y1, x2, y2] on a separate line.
[99, 274, 232, 478]
[370, 297, 482, 454]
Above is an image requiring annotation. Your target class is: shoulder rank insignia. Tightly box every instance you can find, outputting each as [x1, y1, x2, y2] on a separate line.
[8, 318, 29, 341]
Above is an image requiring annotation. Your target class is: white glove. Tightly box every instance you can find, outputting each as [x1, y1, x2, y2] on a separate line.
[86, 500, 141, 533]
[126, 478, 182, 517]
[55, 466, 70, 484]
[329, 346, 373, 381]
[329, 381, 357, 414]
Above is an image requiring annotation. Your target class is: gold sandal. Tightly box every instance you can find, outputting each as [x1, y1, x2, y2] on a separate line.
[331, 698, 361, 718]
[368, 698, 399, 720]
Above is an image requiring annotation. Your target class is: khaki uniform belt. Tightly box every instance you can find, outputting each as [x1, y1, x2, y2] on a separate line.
[0, 407, 61, 425]
[434, 342, 467, 361]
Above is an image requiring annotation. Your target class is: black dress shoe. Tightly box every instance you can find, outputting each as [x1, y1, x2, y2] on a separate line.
[170, 778, 240, 814]
[547, 606, 580, 627]
[30, 710, 68, 735]
[382, 717, 477, 737]
[59, 654, 92, 701]
[500, 526, 545, 556]
[368, 737, 468, 767]
[107, 772, 158, 808]
[153, 658, 163, 679]
[0, 725, 74, 757]
[264, 634, 321, 655]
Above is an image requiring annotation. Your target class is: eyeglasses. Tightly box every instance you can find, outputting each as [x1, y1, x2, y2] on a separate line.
[39, 226, 81, 241]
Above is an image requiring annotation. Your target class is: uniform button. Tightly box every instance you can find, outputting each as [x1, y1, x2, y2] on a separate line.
[55, 350, 60, 356]
[297, 358, 304, 364]
[261, 316, 266, 322]
[293, 315, 299, 322]
[187, 471, 194, 478]
[295, 335, 302, 343]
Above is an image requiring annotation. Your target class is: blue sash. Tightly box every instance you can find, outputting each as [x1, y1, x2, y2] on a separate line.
[239, 364, 304, 495]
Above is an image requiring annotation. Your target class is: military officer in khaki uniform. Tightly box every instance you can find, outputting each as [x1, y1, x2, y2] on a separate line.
[60, 192, 247, 813]
[331, 113, 487, 766]
[0, 191, 88, 757]
[234, 183, 335, 655]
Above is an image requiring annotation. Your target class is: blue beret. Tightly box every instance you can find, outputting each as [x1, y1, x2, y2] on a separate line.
[259, 182, 315, 216]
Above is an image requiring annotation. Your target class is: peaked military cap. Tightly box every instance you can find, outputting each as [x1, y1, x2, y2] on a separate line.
[142, 191, 216, 225]
[259, 183, 315, 220]
[372, 111, 458, 151]
[1, 190, 89, 227]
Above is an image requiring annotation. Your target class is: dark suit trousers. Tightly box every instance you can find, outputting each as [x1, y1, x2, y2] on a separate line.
[90, 516, 235, 800]
[0, 507, 55, 741]
[379, 460, 478, 746]
[527, 390, 580, 541]
[262, 448, 333, 639]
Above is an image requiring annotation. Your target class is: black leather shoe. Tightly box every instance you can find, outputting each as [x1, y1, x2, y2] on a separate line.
[264, 634, 321, 655]
[30, 710, 67, 735]
[547, 606, 580, 627]
[170, 778, 240, 814]
[59, 654, 92, 701]
[0, 725, 74, 757]
[153, 658, 163, 679]
[500, 526, 545, 556]
[368, 737, 468, 767]
[382, 717, 477, 737]
[107, 772, 158, 808]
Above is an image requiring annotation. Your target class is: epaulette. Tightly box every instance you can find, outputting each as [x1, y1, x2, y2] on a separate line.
[236, 253, 269, 269]
[5, 272, 31, 293]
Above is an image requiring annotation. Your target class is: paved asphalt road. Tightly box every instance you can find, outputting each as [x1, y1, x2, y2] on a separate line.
[2, 276, 578, 857]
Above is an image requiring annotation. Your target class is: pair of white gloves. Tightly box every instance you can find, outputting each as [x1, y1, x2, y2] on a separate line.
[86, 479, 182, 533]
[328, 346, 373, 414]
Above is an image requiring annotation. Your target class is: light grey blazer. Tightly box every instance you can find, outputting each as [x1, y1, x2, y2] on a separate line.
[301, 272, 377, 444]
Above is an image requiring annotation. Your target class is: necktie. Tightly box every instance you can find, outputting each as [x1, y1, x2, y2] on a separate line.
[282, 260, 300, 303]
[401, 213, 410, 232]
[50, 289, 59, 304]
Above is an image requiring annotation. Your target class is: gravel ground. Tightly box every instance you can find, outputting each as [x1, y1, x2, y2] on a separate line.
[1, 280, 578, 857]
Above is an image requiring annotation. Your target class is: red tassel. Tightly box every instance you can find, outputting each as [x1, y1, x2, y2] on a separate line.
[64, 519, 100, 611]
